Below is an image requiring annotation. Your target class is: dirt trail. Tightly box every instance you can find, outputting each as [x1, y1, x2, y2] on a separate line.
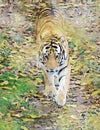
[0, 1, 100, 130]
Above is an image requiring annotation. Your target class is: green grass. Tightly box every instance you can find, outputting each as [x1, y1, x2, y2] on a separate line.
[0, 71, 37, 130]
[0, 120, 20, 130]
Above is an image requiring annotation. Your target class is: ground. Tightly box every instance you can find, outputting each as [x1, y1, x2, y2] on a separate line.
[0, 1, 100, 130]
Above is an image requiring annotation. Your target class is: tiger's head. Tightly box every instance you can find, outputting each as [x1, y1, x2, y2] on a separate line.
[39, 36, 68, 71]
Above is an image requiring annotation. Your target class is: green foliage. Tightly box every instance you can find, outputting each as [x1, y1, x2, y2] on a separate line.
[0, 120, 20, 130]
[0, 71, 37, 129]
[0, 98, 11, 114]
[0, 45, 11, 66]
[77, 47, 85, 57]
[93, 76, 100, 88]
[69, 41, 76, 49]
[0, 33, 6, 42]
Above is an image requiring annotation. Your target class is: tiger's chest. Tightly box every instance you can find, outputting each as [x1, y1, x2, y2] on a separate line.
[45, 63, 67, 89]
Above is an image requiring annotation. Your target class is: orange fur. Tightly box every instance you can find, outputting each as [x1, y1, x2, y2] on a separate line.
[35, 2, 70, 106]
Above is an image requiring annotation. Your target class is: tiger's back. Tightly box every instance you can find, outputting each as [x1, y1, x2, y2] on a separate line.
[35, 1, 66, 44]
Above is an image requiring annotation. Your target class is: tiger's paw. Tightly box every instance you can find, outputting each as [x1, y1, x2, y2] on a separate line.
[55, 92, 66, 106]
[42, 89, 50, 97]
[42, 87, 57, 98]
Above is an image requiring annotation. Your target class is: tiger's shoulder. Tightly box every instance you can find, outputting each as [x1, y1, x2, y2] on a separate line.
[34, 1, 66, 44]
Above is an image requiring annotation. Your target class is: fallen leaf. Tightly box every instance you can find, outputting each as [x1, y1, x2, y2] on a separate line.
[0, 111, 4, 117]
[0, 87, 12, 90]
[1, 80, 9, 85]
[27, 114, 41, 119]
[36, 77, 43, 83]
[91, 90, 100, 97]
[2, 97, 8, 101]
[21, 126, 28, 130]
[11, 113, 23, 118]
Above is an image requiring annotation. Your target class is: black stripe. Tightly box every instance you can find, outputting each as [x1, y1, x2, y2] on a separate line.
[51, 7, 55, 15]
[55, 84, 59, 90]
[52, 45, 58, 49]
[39, 7, 55, 19]
[58, 65, 68, 75]
[59, 75, 66, 82]
[39, 8, 50, 17]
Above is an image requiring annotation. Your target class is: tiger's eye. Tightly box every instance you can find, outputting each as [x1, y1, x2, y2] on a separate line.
[46, 46, 50, 49]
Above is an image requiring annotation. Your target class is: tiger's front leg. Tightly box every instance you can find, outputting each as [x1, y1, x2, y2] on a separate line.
[55, 64, 70, 106]
[43, 70, 57, 97]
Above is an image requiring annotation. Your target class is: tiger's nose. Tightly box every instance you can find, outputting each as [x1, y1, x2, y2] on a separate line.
[50, 69, 54, 72]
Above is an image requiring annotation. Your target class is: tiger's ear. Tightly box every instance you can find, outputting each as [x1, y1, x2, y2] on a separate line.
[60, 36, 65, 43]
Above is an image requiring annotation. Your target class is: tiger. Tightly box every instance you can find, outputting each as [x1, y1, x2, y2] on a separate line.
[35, 1, 70, 106]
